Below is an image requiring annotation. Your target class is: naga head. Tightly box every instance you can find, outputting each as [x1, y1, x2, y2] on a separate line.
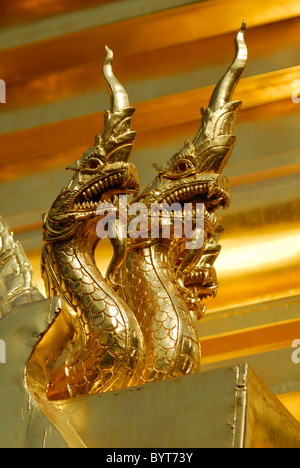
[44, 47, 139, 243]
[134, 22, 247, 316]
[149, 21, 247, 203]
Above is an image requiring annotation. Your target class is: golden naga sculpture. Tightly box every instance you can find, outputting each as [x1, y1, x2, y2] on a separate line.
[0, 23, 247, 446]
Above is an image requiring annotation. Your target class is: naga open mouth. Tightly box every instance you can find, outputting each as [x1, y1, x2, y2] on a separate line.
[72, 165, 139, 213]
[160, 174, 231, 212]
[185, 269, 218, 294]
[175, 224, 223, 310]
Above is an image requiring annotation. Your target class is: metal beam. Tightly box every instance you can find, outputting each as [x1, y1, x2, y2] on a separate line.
[1, 0, 300, 82]
[3, 16, 300, 110]
[0, 66, 299, 181]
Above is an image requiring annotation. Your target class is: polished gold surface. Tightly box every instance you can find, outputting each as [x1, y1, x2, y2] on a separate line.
[245, 365, 300, 448]
[3, 16, 300, 120]
[2, 65, 300, 182]
[28, 365, 300, 448]
[1, 0, 300, 448]
[1, 0, 115, 26]
[1, 0, 300, 82]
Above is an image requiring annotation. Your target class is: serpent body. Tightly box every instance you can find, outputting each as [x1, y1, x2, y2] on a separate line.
[118, 238, 201, 382]
[42, 163, 144, 400]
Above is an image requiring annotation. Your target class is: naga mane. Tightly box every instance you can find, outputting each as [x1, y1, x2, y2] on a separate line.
[26, 24, 247, 400]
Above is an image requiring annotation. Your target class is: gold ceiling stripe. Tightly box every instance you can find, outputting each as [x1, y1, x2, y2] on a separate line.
[1, 0, 115, 26]
[3, 0, 299, 28]
[0, 65, 299, 173]
[1, 0, 300, 82]
[133, 65, 300, 132]
[200, 318, 300, 364]
[4, 15, 300, 110]
[229, 163, 300, 187]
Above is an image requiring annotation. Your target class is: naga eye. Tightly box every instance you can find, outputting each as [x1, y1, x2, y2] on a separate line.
[178, 162, 187, 172]
[176, 160, 194, 173]
[86, 158, 104, 171]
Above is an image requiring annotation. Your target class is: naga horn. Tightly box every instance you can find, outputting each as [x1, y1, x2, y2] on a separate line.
[103, 45, 130, 112]
[98, 46, 136, 162]
[209, 20, 247, 112]
[191, 21, 247, 174]
[67, 48, 136, 169]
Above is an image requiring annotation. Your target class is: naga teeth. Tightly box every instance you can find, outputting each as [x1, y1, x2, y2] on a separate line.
[90, 186, 98, 196]
[207, 185, 215, 197]
[73, 172, 130, 212]
[74, 200, 99, 211]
